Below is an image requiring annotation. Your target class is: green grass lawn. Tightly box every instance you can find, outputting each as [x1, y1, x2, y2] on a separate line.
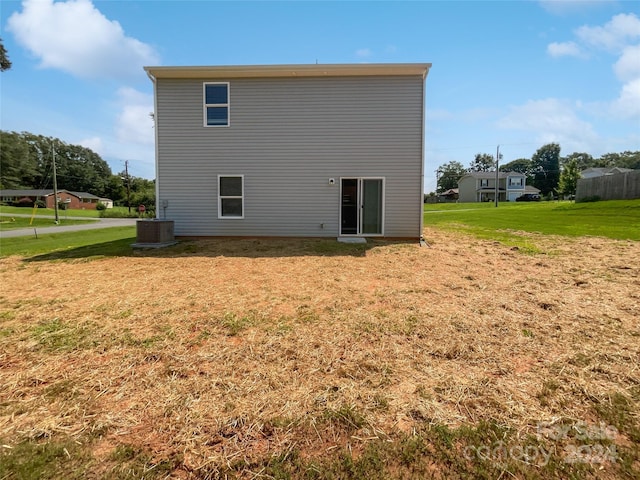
[424, 199, 640, 243]
[1, 200, 637, 259]
[0, 227, 136, 258]
[0, 205, 141, 219]
[424, 202, 500, 211]
[0, 215, 97, 231]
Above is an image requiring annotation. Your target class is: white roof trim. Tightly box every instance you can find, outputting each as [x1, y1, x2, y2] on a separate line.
[144, 63, 431, 79]
[460, 171, 525, 179]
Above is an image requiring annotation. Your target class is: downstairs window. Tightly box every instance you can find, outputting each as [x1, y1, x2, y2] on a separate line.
[218, 175, 243, 218]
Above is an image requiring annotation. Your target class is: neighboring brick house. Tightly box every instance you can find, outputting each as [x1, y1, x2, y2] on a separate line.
[0, 189, 108, 210]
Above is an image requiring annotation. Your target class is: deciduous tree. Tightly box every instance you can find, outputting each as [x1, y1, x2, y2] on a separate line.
[500, 158, 534, 185]
[469, 153, 497, 172]
[562, 152, 594, 171]
[531, 143, 561, 196]
[0, 131, 38, 188]
[558, 159, 579, 198]
[104, 175, 126, 204]
[598, 151, 640, 170]
[436, 161, 466, 192]
[0, 130, 112, 196]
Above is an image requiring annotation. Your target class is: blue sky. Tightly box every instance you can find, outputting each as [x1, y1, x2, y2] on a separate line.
[1, 0, 639, 192]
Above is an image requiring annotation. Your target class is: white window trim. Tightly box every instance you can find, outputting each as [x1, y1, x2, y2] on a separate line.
[508, 176, 524, 187]
[218, 174, 244, 219]
[479, 179, 489, 187]
[203, 82, 230, 127]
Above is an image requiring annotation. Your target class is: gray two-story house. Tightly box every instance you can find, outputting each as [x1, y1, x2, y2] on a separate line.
[457, 171, 527, 202]
[144, 63, 431, 239]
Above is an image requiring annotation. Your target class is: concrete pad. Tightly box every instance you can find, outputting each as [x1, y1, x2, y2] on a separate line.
[337, 237, 367, 244]
[130, 241, 178, 249]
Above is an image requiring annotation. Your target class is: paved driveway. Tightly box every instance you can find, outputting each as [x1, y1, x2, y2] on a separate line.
[0, 216, 137, 238]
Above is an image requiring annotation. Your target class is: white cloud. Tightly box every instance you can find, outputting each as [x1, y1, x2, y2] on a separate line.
[115, 87, 154, 145]
[547, 41, 585, 58]
[78, 136, 104, 155]
[576, 13, 640, 52]
[611, 78, 640, 118]
[498, 98, 599, 151]
[613, 44, 640, 82]
[355, 48, 372, 58]
[7, 0, 159, 80]
[547, 13, 640, 120]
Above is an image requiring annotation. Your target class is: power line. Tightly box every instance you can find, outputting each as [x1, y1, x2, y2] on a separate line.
[428, 141, 541, 153]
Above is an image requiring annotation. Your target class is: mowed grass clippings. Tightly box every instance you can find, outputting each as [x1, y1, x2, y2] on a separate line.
[0, 231, 639, 478]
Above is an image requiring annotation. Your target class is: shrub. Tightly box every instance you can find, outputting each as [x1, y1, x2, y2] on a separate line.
[96, 202, 107, 211]
[99, 209, 139, 218]
[34, 200, 46, 208]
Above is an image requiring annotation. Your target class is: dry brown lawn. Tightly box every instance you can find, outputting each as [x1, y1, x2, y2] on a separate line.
[0, 228, 638, 477]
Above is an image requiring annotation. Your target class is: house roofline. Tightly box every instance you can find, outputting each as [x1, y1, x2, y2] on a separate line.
[144, 63, 432, 80]
[0, 189, 103, 199]
[459, 171, 524, 180]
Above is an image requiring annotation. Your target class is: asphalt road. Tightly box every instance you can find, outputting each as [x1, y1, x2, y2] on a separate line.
[0, 215, 137, 238]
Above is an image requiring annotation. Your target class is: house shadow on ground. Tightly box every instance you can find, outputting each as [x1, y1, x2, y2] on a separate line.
[23, 236, 418, 262]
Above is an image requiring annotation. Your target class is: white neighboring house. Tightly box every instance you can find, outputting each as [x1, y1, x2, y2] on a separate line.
[457, 171, 527, 202]
[98, 198, 114, 208]
[580, 167, 634, 179]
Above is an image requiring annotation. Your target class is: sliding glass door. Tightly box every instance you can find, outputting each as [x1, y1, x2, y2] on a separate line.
[340, 178, 384, 236]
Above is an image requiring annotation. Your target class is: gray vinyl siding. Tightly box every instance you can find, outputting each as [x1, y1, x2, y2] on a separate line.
[155, 75, 424, 237]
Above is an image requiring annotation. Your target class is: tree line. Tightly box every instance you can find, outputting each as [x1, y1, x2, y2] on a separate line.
[435, 144, 640, 197]
[0, 130, 155, 209]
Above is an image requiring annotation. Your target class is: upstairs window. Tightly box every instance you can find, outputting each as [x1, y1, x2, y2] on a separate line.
[509, 177, 523, 186]
[480, 179, 489, 187]
[204, 83, 229, 127]
[218, 175, 243, 218]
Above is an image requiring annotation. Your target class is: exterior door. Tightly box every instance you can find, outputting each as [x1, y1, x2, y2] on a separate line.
[340, 178, 384, 235]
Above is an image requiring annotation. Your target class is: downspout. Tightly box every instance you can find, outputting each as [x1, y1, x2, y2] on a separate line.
[146, 69, 161, 219]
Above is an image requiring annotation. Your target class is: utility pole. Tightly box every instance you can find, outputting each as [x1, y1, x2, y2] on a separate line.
[52, 142, 60, 224]
[125, 160, 131, 213]
[494, 145, 500, 208]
